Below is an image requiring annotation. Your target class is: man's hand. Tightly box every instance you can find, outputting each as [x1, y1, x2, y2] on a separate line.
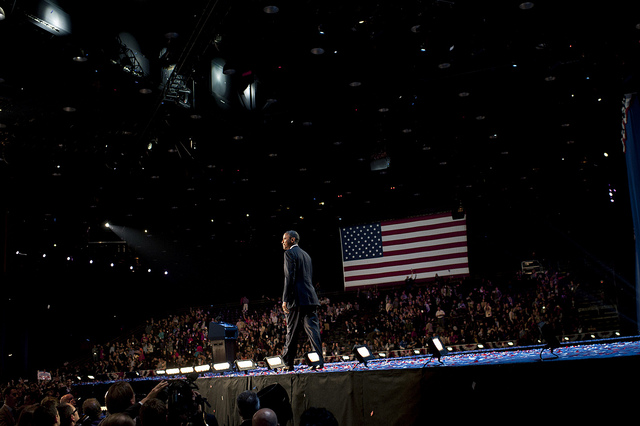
[282, 301, 289, 314]
[141, 380, 169, 405]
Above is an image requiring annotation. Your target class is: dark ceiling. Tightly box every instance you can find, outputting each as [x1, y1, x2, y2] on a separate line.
[1, 0, 640, 299]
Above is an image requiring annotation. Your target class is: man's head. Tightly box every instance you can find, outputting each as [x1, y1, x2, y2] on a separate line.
[105, 382, 135, 415]
[281, 231, 299, 250]
[252, 408, 278, 426]
[236, 391, 260, 421]
[81, 398, 103, 420]
[33, 399, 60, 426]
[2, 386, 18, 408]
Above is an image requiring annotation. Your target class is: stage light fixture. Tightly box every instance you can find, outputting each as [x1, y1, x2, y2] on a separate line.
[165, 368, 180, 375]
[305, 352, 322, 369]
[180, 367, 194, 374]
[353, 345, 374, 366]
[265, 355, 286, 370]
[235, 359, 257, 372]
[426, 336, 448, 364]
[212, 362, 233, 373]
[194, 364, 211, 373]
[155, 369, 166, 375]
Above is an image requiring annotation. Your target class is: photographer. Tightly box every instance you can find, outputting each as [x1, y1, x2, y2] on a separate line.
[105, 382, 169, 421]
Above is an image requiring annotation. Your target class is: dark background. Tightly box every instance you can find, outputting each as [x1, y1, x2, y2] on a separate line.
[1, 0, 639, 379]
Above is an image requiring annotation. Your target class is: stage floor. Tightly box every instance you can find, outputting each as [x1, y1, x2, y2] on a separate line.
[76, 337, 640, 426]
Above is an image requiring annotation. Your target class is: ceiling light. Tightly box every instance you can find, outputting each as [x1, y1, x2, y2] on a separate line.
[263, 5, 279, 14]
[519, 2, 534, 10]
[0, 7, 5, 20]
[310, 47, 325, 55]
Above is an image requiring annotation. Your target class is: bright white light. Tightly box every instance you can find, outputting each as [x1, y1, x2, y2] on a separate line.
[236, 360, 254, 370]
[433, 338, 444, 351]
[194, 364, 211, 373]
[307, 352, 320, 362]
[357, 347, 371, 357]
[213, 362, 231, 371]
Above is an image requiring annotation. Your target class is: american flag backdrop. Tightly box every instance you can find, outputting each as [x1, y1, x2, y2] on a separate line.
[340, 212, 470, 288]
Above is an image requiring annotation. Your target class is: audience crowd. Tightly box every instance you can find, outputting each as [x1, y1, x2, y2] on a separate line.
[2, 266, 591, 391]
[2, 265, 606, 426]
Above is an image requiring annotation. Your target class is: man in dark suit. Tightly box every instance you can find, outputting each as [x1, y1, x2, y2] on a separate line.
[0, 386, 18, 426]
[281, 230, 324, 371]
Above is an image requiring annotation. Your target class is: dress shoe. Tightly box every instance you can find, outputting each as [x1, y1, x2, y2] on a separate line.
[310, 364, 324, 371]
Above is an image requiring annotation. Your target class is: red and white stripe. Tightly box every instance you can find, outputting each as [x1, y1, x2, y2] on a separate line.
[342, 212, 470, 288]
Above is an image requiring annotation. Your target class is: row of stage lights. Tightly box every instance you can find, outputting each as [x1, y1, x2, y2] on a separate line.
[74, 338, 465, 383]
[144, 339, 451, 379]
[77, 330, 586, 383]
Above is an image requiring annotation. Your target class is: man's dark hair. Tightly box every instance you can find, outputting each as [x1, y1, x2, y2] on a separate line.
[236, 390, 260, 420]
[285, 230, 300, 244]
[81, 398, 102, 419]
[2, 385, 16, 398]
[58, 403, 76, 426]
[100, 413, 135, 426]
[105, 382, 134, 415]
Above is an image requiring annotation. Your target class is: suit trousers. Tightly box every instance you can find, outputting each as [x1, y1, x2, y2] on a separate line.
[282, 305, 323, 367]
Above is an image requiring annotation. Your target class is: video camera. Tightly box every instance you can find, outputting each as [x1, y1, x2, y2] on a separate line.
[160, 375, 210, 426]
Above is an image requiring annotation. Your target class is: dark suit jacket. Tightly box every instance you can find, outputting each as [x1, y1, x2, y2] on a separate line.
[0, 404, 16, 426]
[283, 245, 319, 308]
